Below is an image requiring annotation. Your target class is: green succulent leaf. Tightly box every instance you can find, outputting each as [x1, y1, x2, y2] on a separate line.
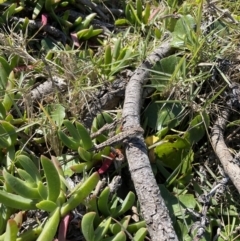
[109, 216, 131, 235]
[63, 120, 81, 141]
[0, 190, 36, 210]
[33, 0, 45, 19]
[0, 102, 6, 120]
[132, 227, 148, 241]
[3, 169, 41, 200]
[104, 45, 112, 75]
[87, 29, 102, 38]
[0, 120, 17, 148]
[41, 156, 61, 202]
[112, 191, 135, 218]
[98, 187, 111, 216]
[76, 122, 92, 150]
[128, 3, 142, 25]
[15, 155, 41, 183]
[73, 16, 82, 28]
[136, 0, 143, 22]
[13, 211, 23, 229]
[4, 219, 18, 241]
[36, 200, 58, 212]
[2, 4, 18, 22]
[61, 172, 100, 216]
[70, 162, 94, 173]
[109, 197, 119, 215]
[115, 19, 130, 26]
[16, 226, 42, 241]
[2, 71, 15, 111]
[37, 181, 48, 200]
[92, 113, 113, 133]
[112, 39, 121, 60]
[127, 221, 146, 234]
[17, 169, 38, 188]
[103, 231, 126, 241]
[0, 56, 11, 88]
[76, 29, 90, 39]
[58, 130, 79, 150]
[81, 26, 94, 40]
[143, 3, 150, 24]
[125, 3, 133, 23]
[78, 147, 93, 162]
[81, 212, 96, 241]
[81, 13, 97, 29]
[95, 217, 112, 241]
[36, 207, 60, 241]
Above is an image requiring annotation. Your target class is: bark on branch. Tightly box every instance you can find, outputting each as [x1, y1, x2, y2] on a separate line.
[122, 41, 178, 241]
[211, 108, 240, 193]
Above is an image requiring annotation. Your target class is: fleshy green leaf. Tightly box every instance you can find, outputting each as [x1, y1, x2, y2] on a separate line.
[132, 228, 148, 241]
[3, 169, 41, 199]
[36, 207, 60, 241]
[41, 156, 61, 202]
[81, 212, 96, 241]
[0, 120, 17, 147]
[58, 130, 79, 150]
[4, 219, 18, 241]
[36, 200, 58, 212]
[63, 120, 81, 141]
[78, 147, 92, 162]
[61, 172, 100, 216]
[76, 122, 92, 150]
[16, 155, 41, 183]
[0, 190, 36, 210]
[94, 217, 112, 241]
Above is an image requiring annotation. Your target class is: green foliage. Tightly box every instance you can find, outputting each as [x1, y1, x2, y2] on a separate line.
[4, 219, 18, 241]
[60, 172, 100, 216]
[0, 1, 102, 43]
[82, 213, 112, 241]
[115, 0, 150, 27]
[81, 212, 147, 241]
[98, 39, 137, 77]
[0, 121, 17, 149]
[171, 14, 196, 48]
[0, 152, 100, 240]
[58, 120, 93, 151]
[145, 102, 185, 131]
[97, 187, 135, 218]
[155, 135, 191, 170]
[75, 13, 103, 40]
[183, 111, 210, 145]
[150, 55, 187, 91]
[91, 113, 114, 144]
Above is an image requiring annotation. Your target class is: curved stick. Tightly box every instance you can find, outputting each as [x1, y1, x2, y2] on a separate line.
[122, 41, 178, 241]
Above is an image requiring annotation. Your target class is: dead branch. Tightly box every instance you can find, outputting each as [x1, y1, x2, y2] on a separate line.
[31, 77, 67, 101]
[11, 17, 67, 43]
[211, 107, 240, 193]
[122, 41, 178, 241]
